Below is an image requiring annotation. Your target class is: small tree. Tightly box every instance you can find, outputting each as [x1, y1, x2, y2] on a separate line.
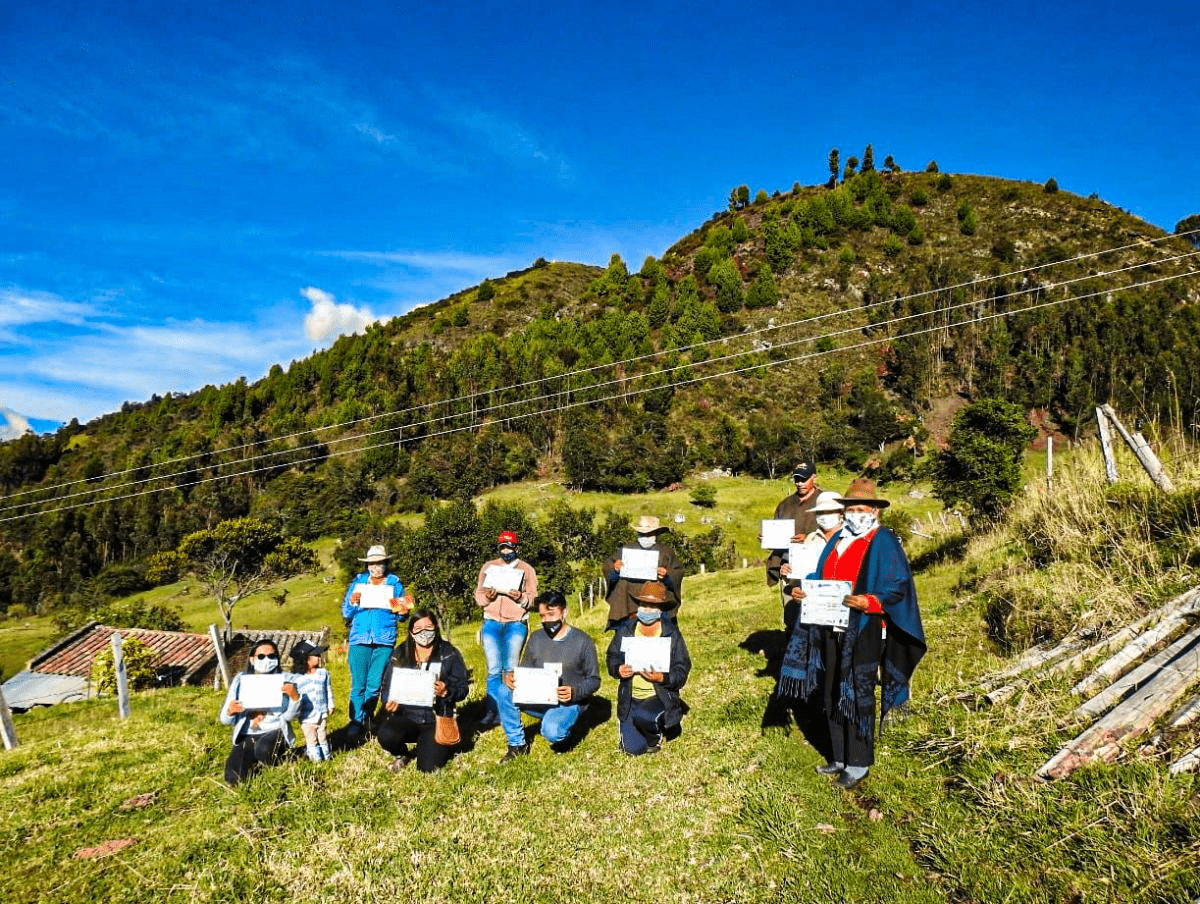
[827, 148, 840, 189]
[932, 399, 1036, 525]
[476, 279, 496, 302]
[728, 184, 750, 211]
[753, 189, 770, 205]
[689, 485, 717, 508]
[1043, 177, 1059, 193]
[861, 144, 875, 172]
[1176, 214, 1200, 248]
[925, 160, 939, 173]
[91, 636, 157, 695]
[707, 258, 744, 313]
[844, 156, 859, 181]
[166, 517, 318, 641]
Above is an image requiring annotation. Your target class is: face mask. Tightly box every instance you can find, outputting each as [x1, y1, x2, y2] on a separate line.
[252, 656, 278, 674]
[541, 619, 564, 638]
[637, 535, 656, 549]
[815, 513, 842, 532]
[499, 550, 518, 563]
[412, 629, 437, 647]
[636, 608, 662, 625]
[843, 512, 877, 536]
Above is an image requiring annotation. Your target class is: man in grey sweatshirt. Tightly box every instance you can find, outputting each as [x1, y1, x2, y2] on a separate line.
[499, 590, 601, 760]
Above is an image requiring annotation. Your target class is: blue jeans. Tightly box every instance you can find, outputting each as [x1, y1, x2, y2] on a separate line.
[495, 678, 584, 747]
[480, 619, 527, 725]
[347, 643, 393, 724]
[619, 695, 666, 755]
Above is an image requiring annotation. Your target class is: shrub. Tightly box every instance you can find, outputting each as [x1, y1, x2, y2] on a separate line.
[932, 398, 1036, 525]
[1044, 177, 1059, 193]
[936, 173, 954, 192]
[883, 234, 904, 257]
[91, 636, 158, 695]
[689, 485, 717, 507]
[909, 188, 928, 207]
[925, 160, 939, 173]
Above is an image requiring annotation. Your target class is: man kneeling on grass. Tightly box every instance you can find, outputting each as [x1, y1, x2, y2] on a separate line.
[499, 590, 600, 761]
[606, 581, 692, 755]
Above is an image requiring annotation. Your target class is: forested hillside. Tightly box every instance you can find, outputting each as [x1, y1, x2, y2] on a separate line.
[2, 155, 1198, 622]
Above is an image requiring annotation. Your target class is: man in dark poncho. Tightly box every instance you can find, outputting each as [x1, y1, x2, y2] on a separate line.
[779, 479, 926, 790]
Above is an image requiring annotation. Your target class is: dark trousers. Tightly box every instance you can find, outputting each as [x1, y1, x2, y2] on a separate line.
[377, 712, 453, 773]
[619, 695, 667, 755]
[822, 618, 883, 768]
[224, 730, 288, 785]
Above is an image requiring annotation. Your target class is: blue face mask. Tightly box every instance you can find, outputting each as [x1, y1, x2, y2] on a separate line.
[499, 549, 517, 563]
[636, 608, 661, 625]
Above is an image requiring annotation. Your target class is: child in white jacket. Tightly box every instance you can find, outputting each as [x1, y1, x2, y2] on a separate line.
[290, 640, 334, 761]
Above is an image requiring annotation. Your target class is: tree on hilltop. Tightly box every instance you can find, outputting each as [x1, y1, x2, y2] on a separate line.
[1174, 214, 1200, 248]
[932, 399, 1036, 526]
[861, 144, 875, 172]
[827, 148, 840, 189]
[728, 185, 750, 211]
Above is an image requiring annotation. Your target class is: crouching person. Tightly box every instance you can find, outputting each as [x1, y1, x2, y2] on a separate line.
[219, 639, 301, 785]
[499, 590, 600, 760]
[376, 609, 470, 774]
[606, 582, 691, 755]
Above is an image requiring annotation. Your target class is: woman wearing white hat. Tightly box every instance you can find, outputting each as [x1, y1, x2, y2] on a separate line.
[778, 491, 844, 633]
[341, 544, 412, 737]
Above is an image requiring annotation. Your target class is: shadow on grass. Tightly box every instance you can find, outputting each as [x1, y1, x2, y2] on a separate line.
[519, 694, 614, 753]
[740, 628, 833, 762]
[909, 531, 971, 571]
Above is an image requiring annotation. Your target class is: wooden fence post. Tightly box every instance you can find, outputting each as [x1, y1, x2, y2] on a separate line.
[1046, 435, 1053, 488]
[112, 633, 131, 719]
[0, 687, 18, 750]
[1100, 405, 1175, 491]
[1096, 406, 1118, 483]
[209, 624, 230, 689]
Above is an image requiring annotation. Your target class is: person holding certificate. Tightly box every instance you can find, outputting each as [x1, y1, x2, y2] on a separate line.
[218, 639, 301, 785]
[341, 544, 412, 738]
[376, 609, 470, 773]
[606, 581, 692, 756]
[603, 515, 684, 629]
[764, 461, 823, 606]
[473, 530, 538, 730]
[779, 480, 926, 790]
[499, 591, 600, 760]
[778, 491, 845, 632]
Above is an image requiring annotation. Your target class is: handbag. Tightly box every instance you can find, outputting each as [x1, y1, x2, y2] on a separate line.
[434, 713, 461, 746]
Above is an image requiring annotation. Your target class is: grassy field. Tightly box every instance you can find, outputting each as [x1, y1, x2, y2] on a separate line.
[1, 470, 1197, 904]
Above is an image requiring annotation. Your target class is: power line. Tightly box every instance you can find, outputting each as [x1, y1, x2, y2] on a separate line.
[7, 227, 1194, 507]
[5, 247, 1198, 518]
[4, 267, 1195, 524]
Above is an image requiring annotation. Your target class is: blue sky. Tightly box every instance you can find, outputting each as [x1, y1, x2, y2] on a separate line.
[2, 0, 1197, 436]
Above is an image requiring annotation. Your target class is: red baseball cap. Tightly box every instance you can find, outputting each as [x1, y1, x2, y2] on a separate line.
[497, 531, 519, 547]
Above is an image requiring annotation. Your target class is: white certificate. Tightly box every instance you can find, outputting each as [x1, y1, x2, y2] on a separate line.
[621, 635, 672, 672]
[800, 579, 854, 629]
[387, 666, 436, 707]
[619, 547, 659, 581]
[761, 519, 796, 549]
[237, 674, 285, 710]
[483, 564, 524, 593]
[357, 582, 396, 610]
[787, 541, 824, 582]
[512, 666, 559, 706]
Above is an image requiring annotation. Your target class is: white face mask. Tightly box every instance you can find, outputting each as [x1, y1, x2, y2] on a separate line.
[413, 629, 437, 647]
[815, 513, 842, 532]
[251, 656, 278, 674]
[637, 535, 656, 549]
[843, 511, 877, 536]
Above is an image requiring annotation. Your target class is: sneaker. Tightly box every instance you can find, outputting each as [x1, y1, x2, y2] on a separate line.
[815, 762, 844, 777]
[835, 769, 868, 790]
[387, 755, 411, 773]
[500, 743, 530, 762]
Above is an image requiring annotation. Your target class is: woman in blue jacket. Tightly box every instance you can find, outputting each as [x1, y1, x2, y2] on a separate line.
[341, 544, 411, 736]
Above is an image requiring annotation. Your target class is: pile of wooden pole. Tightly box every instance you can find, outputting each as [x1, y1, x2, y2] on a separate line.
[977, 587, 1200, 779]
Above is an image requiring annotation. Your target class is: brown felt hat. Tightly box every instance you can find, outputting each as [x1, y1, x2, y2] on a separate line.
[630, 581, 670, 607]
[835, 478, 890, 509]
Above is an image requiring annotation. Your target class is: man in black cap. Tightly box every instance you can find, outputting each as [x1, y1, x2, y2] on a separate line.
[765, 461, 823, 624]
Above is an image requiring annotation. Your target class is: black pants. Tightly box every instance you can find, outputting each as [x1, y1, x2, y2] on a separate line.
[377, 711, 453, 773]
[224, 730, 288, 785]
[822, 618, 883, 768]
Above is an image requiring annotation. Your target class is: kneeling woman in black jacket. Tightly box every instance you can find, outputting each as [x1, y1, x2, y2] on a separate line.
[377, 609, 470, 773]
[606, 582, 691, 755]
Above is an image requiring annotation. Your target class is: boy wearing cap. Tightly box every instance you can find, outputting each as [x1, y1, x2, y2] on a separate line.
[603, 515, 684, 629]
[765, 461, 823, 594]
[500, 591, 600, 759]
[606, 581, 692, 755]
[342, 544, 412, 736]
[290, 640, 334, 761]
[474, 530, 539, 729]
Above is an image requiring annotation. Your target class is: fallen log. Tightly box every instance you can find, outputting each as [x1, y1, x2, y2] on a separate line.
[1074, 625, 1200, 720]
[1071, 599, 1200, 699]
[1037, 643, 1200, 780]
[1168, 747, 1200, 775]
[1166, 692, 1200, 729]
[979, 635, 1087, 693]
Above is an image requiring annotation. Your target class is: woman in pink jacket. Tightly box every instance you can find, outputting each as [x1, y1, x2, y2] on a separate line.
[474, 530, 538, 729]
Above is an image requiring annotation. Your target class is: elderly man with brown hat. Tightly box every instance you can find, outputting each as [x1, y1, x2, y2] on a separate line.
[779, 479, 926, 790]
[603, 515, 684, 630]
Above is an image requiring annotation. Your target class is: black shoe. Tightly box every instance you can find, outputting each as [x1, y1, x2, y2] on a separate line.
[476, 712, 501, 730]
[500, 743, 530, 762]
[815, 762, 844, 777]
[835, 770, 868, 790]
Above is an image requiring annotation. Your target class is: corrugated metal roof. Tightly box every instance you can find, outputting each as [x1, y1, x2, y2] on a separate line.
[1, 671, 89, 711]
[31, 624, 216, 680]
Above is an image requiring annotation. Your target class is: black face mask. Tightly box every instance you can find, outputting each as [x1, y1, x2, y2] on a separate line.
[542, 619, 564, 638]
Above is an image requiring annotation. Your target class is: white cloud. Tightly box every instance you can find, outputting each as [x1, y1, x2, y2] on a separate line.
[354, 122, 395, 144]
[301, 287, 377, 342]
[0, 408, 34, 441]
[319, 249, 517, 274]
[0, 288, 98, 331]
